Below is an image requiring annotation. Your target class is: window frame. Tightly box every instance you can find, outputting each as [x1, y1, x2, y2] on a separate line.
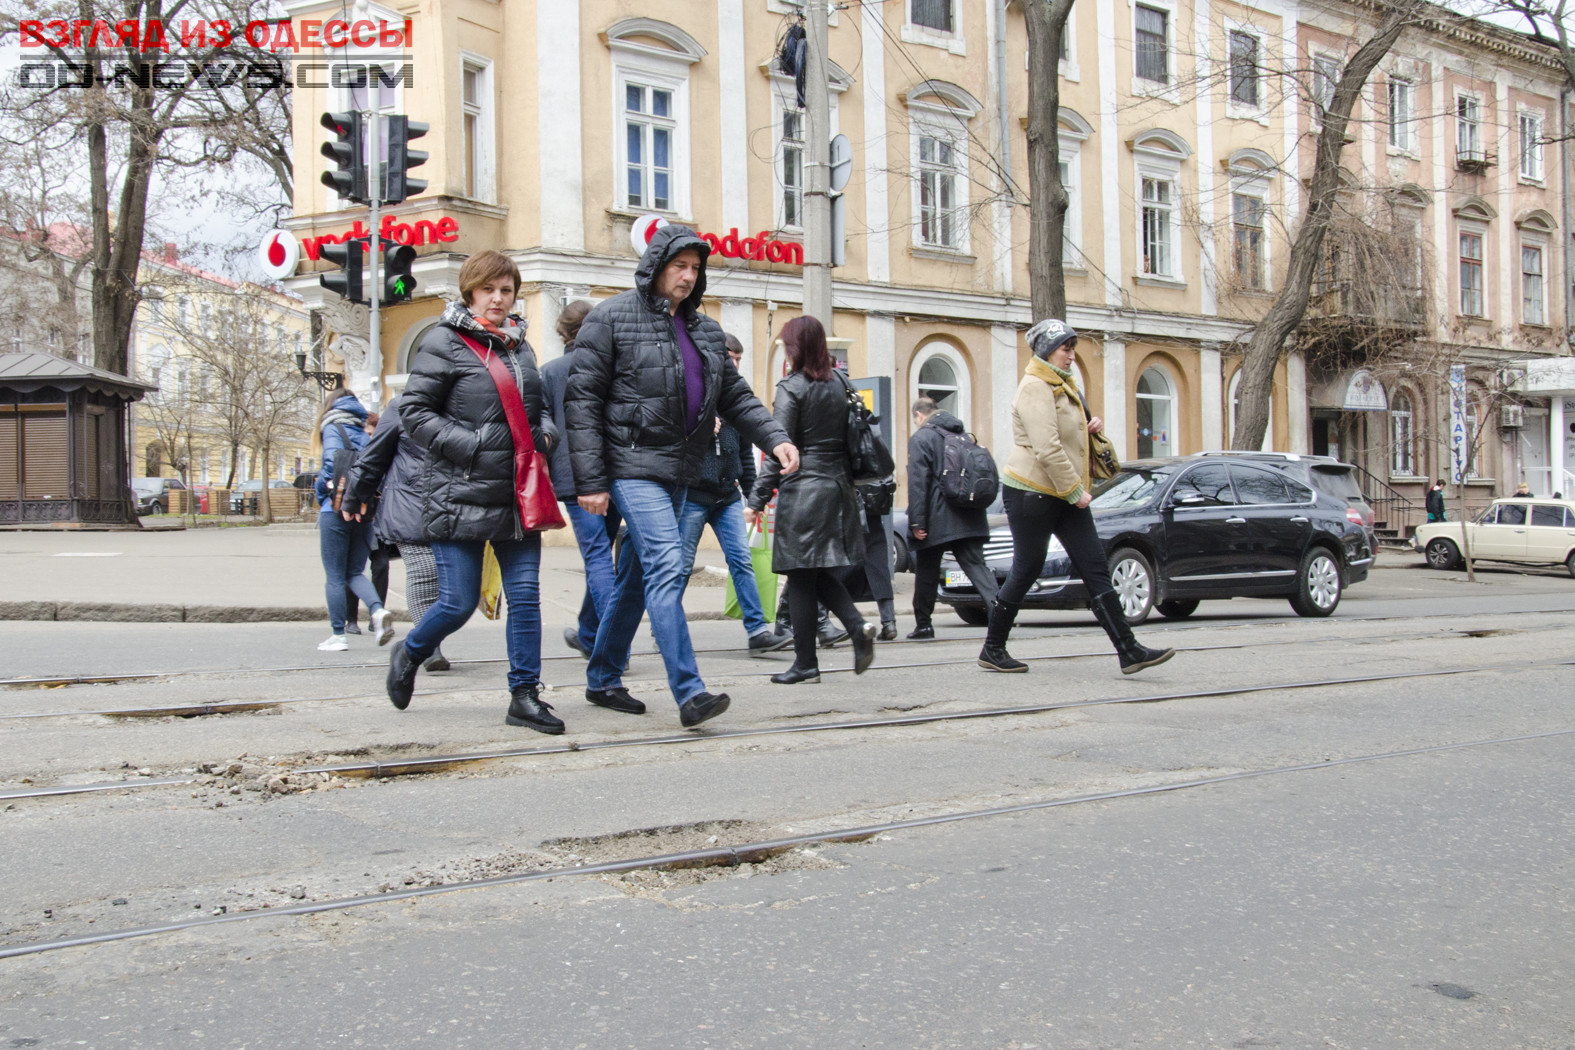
[608, 42, 694, 219]
[1230, 187, 1269, 293]
[1520, 239, 1547, 327]
[1131, 131, 1189, 285]
[1057, 117, 1091, 269]
[459, 52, 496, 204]
[1387, 76, 1415, 154]
[1455, 91, 1484, 164]
[909, 341, 973, 429]
[1389, 390, 1416, 477]
[1310, 52, 1341, 125]
[903, 0, 966, 55]
[908, 100, 973, 255]
[1228, 368, 1273, 452]
[1458, 227, 1486, 319]
[1518, 108, 1545, 184]
[1135, 365, 1179, 458]
[1226, 28, 1262, 113]
[1131, 0, 1177, 100]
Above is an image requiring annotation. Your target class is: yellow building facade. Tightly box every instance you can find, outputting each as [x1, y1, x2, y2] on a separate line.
[280, 0, 1574, 507]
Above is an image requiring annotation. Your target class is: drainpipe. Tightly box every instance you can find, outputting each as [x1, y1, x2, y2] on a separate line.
[1562, 88, 1572, 351]
[995, 0, 1014, 199]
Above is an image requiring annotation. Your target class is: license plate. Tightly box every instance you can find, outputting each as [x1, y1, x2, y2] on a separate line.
[944, 570, 970, 587]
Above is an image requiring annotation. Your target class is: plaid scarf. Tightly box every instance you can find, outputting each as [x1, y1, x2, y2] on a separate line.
[442, 299, 526, 349]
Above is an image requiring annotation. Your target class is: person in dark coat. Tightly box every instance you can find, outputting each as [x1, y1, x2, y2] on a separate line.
[678, 334, 793, 653]
[312, 386, 391, 652]
[745, 316, 876, 685]
[541, 299, 620, 660]
[384, 251, 564, 733]
[343, 396, 449, 672]
[1426, 479, 1446, 523]
[905, 397, 1000, 638]
[565, 224, 796, 728]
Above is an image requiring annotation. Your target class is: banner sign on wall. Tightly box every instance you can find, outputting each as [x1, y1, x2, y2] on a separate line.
[1449, 364, 1469, 483]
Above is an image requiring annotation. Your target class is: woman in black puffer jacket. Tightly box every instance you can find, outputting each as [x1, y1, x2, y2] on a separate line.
[384, 251, 563, 733]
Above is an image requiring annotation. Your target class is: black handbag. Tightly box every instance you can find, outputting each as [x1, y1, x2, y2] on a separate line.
[838, 373, 895, 481]
[858, 476, 896, 516]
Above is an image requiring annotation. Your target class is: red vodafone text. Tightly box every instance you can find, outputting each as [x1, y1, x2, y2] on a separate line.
[302, 216, 458, 261]
[701, 228, 804, 267]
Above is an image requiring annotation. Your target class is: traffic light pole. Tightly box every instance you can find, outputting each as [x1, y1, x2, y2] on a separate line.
[366, 108, 382, 403]
[803, 0, 833, 333]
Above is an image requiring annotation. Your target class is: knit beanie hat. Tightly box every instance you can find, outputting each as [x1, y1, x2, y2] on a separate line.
[1026, 318, 1078, 359]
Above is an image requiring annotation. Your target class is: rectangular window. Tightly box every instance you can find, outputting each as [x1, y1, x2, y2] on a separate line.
[1391, 404, 1414, 475]
[1312, 55, 1340, 118]
[1135, 6, 1168, 84]
[624, 82, 675, 212]
[1141, 176, 1174, 277]
[1229, 32, 1259, 107]
[781, 105, 804, 229]
[1388, 78, 1413, 150]
[1459, 232, 1484, 317]
[910, 0, 952, 32]
[918, 134, 961, 249]
[1519, 113, 1544, 181]
[1232, 193, 1266, 290]
[1522, 244, 1545, 325]
[1456, 96, 1482, 161]
[462, 66, 481, 199]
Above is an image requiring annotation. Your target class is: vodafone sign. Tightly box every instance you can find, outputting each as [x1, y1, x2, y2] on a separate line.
[258, 230, 300, 279]
[629, 214, 804, 267]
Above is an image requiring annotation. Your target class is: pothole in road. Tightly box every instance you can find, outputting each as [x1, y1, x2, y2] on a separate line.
[540, 819, 845, 890]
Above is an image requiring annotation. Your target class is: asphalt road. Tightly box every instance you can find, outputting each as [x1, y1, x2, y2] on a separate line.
[1, 562, 1572, 1048]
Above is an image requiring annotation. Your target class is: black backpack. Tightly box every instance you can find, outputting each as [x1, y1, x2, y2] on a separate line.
[937, 427, 999, 509]
[329, 423, 376, 516]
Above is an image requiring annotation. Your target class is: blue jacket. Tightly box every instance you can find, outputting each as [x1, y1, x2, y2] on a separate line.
[314, 394, 370, 511]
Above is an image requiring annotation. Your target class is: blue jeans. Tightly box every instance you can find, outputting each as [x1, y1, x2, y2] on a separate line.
[403, 537, 542, 692]
[319, 509, 382, 632]
[679, 496, 767, 635]
[566, 501, 621, 653]
[587, 479, 706, 704]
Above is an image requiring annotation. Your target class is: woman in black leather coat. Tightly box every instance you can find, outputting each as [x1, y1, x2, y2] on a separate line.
[746, 316, 876, 684]
[384, 251, 563, 733]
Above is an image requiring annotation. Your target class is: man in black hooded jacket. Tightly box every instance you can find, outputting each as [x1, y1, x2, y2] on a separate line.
[566, 225, 798, 727]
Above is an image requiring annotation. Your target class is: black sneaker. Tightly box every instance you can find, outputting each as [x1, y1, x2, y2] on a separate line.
[978, 645, 1028, 673]
[585, 686, 646, 714]
[386, 642, 418, 710]
[679, 691, 731, 728]
[748, 626, 794, 654]
[505, 685, 565, 734]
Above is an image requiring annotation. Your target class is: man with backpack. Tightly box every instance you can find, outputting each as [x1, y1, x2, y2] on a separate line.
[905, 397, 1000, 639]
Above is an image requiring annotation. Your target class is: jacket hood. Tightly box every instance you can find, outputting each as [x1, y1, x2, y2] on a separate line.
[923, 410, 966, 434]
[330, 394, 368, 420]
[635, 224, 711, 315]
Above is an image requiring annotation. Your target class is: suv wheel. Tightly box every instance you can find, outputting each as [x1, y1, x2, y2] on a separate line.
[891, 533, 910, 574]
[1424, 538, 1461, 571]
[1157, 599, 1199, 620]
[1289, 548, 1342, 617]
[1108, 548, 1154, 625]
[1566, 551, 1575, 580]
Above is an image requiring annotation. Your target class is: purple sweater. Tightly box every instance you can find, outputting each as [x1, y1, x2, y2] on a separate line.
[672, 316, 705, 434]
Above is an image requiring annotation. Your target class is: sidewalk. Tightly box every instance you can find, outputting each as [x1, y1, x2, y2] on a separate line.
[0, 524, 742, 624]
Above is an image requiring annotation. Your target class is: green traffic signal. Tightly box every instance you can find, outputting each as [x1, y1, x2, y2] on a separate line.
[383, 242, 418, 304]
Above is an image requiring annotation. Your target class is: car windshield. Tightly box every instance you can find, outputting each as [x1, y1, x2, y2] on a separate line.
[1308, 464, 1364, 502]
[1091, 469, 1165, 510]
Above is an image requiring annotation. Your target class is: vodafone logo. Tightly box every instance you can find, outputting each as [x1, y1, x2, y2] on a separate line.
[630, 214, 669, 256]
[627, 214, 804, 267]
[258, 230, 300, 279]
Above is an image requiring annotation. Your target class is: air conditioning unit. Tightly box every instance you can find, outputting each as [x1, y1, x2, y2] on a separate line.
[1500, 405, 1525, 429]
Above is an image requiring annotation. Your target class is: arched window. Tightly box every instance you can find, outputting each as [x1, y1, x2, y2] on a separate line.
[1228, 370, 1272, 451]
[910, 341, 971, 427]
[1135, 367, 1177, 458]
[1390, 391, 1415, 475]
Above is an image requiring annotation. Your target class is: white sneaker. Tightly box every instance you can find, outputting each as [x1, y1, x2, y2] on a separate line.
[371, 607, 395, 646]
[317, 634, 349, 652]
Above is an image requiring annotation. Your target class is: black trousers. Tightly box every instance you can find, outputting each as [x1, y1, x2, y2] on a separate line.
[784, 568, 864, 669]
[998, 486, 1114, 607]
[911, 538, 999, 627]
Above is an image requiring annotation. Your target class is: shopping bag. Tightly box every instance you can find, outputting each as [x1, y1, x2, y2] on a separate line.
[479, 541, 504, 620]
[724, 522, 777, 620]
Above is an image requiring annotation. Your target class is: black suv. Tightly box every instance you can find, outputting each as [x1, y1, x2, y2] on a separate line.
[935, 454, 1375, 624]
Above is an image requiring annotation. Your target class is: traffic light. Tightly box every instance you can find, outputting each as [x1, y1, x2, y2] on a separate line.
[319, 238, 366, 304]
[319, 111, 366, 203]
[382, 242, 418, 304]
[384, 115, 429, 204]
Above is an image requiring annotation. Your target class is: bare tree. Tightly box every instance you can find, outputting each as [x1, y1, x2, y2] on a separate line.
[1024, 0, 1078, 320]
[0, 0, 292, 376]
[1231, 1, 1431, 450]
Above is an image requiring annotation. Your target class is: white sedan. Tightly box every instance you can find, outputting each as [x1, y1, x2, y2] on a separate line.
[1414, 497, 1575, 578]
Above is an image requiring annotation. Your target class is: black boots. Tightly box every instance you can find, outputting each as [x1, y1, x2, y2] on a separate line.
[1090, 591, 1175, 675]
[978, 600, 1027, 672]
[506, 684, 565, 734]
[387, 642, 418, 709]
[851, 622, 877, 675]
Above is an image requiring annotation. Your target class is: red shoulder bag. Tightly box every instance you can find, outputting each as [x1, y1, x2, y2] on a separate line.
[458, 334, 566, 533]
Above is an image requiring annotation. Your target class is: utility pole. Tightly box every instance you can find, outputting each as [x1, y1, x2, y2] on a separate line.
[803, 0, 833, 332]
[366, 106, 382, 403]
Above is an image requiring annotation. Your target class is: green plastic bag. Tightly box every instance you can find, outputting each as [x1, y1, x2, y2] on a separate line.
[724, 523, 777, 620]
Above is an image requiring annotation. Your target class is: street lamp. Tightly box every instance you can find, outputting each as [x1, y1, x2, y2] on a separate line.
[293, 349, 342, 391]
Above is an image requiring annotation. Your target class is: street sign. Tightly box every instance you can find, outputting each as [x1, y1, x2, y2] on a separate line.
[258, 230, 299, 279]
[829, 133, 852, 192]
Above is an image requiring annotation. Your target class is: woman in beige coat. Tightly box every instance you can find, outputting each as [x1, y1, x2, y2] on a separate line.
[979, 319, 1174, 675]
